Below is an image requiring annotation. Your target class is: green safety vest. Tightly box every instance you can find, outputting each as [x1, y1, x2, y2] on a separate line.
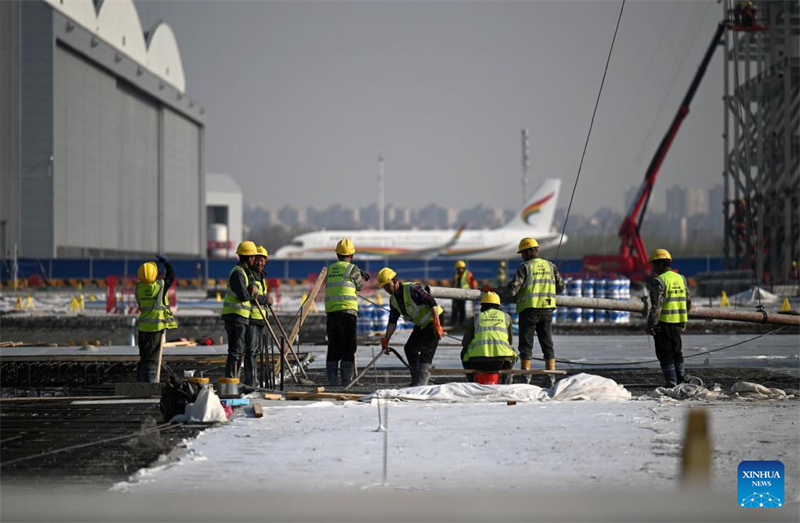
[390, 282, 444, 328]
[136, 279, 178, 332]
[516, 258, 557, 313]
[464, 309, 517, 362]
[221, 265, 252, 319]
[249, 275, 268, 322]
[657, 271, 688, 323]
[454, 271, 472, 289]
[325, 261, 358, 313]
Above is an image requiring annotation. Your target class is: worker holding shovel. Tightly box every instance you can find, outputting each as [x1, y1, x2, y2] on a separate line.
[244, 245, 272, 387]
[135, 254, 178, 382]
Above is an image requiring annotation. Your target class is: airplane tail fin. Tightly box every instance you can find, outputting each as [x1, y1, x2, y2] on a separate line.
[500, 178, 561, 231]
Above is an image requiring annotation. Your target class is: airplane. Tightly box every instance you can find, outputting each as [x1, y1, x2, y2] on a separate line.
[272, 179, 565, 259]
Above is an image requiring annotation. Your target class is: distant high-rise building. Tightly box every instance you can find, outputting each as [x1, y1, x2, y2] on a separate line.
[665, 186, 687, 217]
[685, 186, 708, 217]
[278, 206, 304, 227]
[708, 184, 724, 216]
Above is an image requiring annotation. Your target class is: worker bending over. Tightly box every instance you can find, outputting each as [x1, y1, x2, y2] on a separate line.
[451, 260, 477, 326]
[135, 254, 177, 382]
[378, 267, 444, 387]
[324, 238, 367, 386]
[646, 249, 692, 387]
[244, 245, 272, 387]
[485, 237, 564, 376]
[221, 241, 267, 379]
[461, 292, 516, 384]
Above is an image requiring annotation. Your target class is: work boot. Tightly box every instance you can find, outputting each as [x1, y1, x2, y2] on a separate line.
[520, 358, 532, 384]
[675, 363, 685, 384]
[326, 362, 339, 387]
[410, 367, 421, 387]
[545, 358, 557, 371]
[340, 361, 355, 386]
[661, 364, 678, 388]
[418, 363, 433, 387]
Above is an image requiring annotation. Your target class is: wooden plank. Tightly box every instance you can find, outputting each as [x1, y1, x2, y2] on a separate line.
[252, 403, 264, 418]
[263, 393, 283, 401]
[430, 368, 566, 375]
[284, 390, 362, 401]
[285, 267, 328, 349]
[163, 340, 197, 347]
[154, 331, 166, 383]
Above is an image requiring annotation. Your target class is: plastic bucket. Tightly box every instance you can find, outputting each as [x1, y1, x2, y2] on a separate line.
[475, 372, 500, 385]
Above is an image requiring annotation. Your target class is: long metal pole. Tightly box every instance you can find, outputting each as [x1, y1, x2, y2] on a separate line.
[427, 286, 800, 326]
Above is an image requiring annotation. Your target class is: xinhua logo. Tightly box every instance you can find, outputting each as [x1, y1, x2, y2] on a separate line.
[738, 461, 784, 508]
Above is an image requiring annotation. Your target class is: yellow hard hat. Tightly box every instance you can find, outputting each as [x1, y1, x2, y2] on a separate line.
[499, 261, 506, 267]
[377, 267, 397, 288]
[236, 241, 258, 256]
[649, 248, 672, 262]
[792, 261, 797, 267]
[137, 262, 158, 284]
[256, 245, 269, 259]
[455, 260, 466, 269]
[480, 291, 501, 306]
[517, 237, 539, 253]
[336, 238, 356, 256]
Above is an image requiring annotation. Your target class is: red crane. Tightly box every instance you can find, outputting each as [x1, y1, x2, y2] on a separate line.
[582, 19, 756, 281]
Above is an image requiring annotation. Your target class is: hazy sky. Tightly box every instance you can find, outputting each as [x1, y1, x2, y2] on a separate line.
[137, 0, 726, 216]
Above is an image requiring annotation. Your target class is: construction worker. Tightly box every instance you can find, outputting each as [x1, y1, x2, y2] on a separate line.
[135, 254, 177, 382]
[461, 292, 516, 384]
[221, 241, 265, 379]
[646, 249, 692, 388]
[494, 260, 508, 287]
[244, 245, 272, 387]
[484, 237, 564, 376]
[451, 260, 477, 326]
[378, 267, 444, 386]
[324, 238, 367, 386]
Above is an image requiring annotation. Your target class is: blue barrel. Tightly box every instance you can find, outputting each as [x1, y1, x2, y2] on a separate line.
[373, 306, 389, 334]
[556, 307, 568, 323]
[581, 308, 594, 323]
[581, 279, 595, 298]
[551, 309, 558, 323]
[619, 311, 631, 324]
[357, 304, 373, 335]
[594, 279, 608, 299]
[567, 307, 583, 323]
[566, 278, 583, 297]
[594, 309, 607, 323]
[609, 310, 623, 323]
[609, 279, 623, 300]
[618, 277, 631, 299]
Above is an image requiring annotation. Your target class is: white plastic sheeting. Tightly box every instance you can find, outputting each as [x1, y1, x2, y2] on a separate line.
[169, 387, 228, 423]
[362, 373, 632, 403]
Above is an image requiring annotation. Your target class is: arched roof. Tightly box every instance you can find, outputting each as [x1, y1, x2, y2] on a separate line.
[145, 23, 186, 92]
[45, 0, 97, 32]
[96, 0, 148, 64]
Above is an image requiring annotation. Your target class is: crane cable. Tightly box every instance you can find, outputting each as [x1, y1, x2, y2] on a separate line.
[555, 0, 627, 264]
[727, 0, 764, 312]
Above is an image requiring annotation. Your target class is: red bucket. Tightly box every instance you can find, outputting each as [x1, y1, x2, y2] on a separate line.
[475, 372, 500, 385]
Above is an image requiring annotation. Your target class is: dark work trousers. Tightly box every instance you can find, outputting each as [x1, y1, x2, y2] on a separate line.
[451, 300, 467, 326]
[653, 322, 684, 367]
[518, 309, 556, 361]
[404, 323, 440, 370]
[137, 330, 163, 382]
[460, 355, 516, 384]
[244, 323, 264, 386]
[326, 311, 358, 363]
[224, 320, 247, 378]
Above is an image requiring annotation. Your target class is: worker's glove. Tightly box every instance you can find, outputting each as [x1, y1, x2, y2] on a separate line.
[432, 314, 444, 339]
[380, 336, 391, 354]
[266, 295, 274, 307]
[249, 285, 260, 300]
[481, 284, 496, 293]
[681, 323, 687, 332]
[155, 253, 169, 264]
[360, 270, 371, 281]
[645, 326, 655, 336]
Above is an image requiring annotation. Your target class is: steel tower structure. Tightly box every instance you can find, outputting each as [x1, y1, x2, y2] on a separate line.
[723, 0, 799, 285]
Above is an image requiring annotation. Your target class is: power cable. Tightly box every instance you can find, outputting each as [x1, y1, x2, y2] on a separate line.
[555, 0, 626, 264]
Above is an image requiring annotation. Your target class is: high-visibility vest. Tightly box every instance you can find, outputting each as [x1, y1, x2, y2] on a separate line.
[249, 275, 268, 321]
[221, 265, 252, 319]
[516, 258, 557, 312]
[657, 270, 688, 323]
[390, 282, 443, 328]
[454, 271, 472, 289]
[463, 309, 517, 362]
[136, 279, 178, 332]
[325, 261, 358, 313]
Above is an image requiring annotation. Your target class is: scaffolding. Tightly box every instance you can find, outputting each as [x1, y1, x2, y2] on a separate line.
[723, 0, 799, 285]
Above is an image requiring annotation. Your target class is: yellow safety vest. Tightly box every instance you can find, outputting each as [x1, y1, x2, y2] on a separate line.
[516, 258, 557, 312]
[221, 265, 252, 319]
[390, 282, 443, 328]
[454, 271, 472, 289]
[325, 261, 359, 313]
[136, 279, 178, 332]
[657, 271, 688, 323]
[464, 309, 516, 362]
[249, 275, 268, 322]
